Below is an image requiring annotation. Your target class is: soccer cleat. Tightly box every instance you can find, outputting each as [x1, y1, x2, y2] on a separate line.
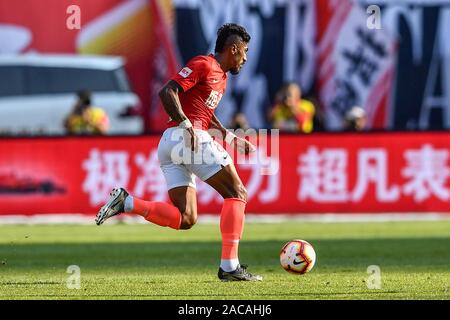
[95, 188, 129, 226]
[218, 264, 263, 282]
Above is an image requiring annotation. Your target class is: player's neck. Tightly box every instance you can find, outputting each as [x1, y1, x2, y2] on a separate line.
[213, 53, 229, 73]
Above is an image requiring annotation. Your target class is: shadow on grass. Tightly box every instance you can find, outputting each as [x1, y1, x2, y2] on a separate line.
[0, 237, 449, 272]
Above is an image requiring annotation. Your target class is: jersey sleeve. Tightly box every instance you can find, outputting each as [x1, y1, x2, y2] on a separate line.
[171, 56, 210, 92]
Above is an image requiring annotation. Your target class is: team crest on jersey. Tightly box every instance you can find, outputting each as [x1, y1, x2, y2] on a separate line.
[205, 90, 223, 109]
[178, 67, 193, 78]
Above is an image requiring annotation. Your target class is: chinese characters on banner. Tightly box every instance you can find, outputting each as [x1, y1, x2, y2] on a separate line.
[0, 134, 448, 215]
[298, 145, 449, 204]
[315, 0, 397, 130]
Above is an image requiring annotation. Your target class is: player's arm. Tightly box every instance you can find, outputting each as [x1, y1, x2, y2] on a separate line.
[209, 113, 228, 139]
[162, 56, 208, 125]
[159, 80, 197, 150]
[210, 113, 255, 155]
[159, 80, 189, 124]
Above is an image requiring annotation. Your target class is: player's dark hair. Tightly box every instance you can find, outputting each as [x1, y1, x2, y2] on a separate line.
[215, 23, 251, 53]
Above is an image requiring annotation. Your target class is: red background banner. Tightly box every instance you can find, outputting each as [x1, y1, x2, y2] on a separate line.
[0, 133, 449, 215]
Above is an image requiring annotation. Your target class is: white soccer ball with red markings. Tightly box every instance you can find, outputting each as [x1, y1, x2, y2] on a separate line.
[280, 239, 316, 274]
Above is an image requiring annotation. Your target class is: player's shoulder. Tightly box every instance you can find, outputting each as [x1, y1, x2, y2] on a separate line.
[187, 54, 215, 70]
[188, 54, 212, 63]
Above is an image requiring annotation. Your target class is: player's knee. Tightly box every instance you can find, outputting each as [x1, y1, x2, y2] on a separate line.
[180, 210, 197, 230]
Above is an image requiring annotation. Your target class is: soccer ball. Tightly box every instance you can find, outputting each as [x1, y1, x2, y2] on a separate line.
[280, 239, 316, 274]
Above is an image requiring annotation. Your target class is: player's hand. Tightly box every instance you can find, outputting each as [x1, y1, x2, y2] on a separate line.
[235, 136, 256, 155]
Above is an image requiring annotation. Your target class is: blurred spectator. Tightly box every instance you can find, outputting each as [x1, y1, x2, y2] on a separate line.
[64, 90, 110, 135]
[229, 111, 250, 130]
[343, 106, 367, 131]
[308, 96, 326, 132]
[269, 82, 316, 133]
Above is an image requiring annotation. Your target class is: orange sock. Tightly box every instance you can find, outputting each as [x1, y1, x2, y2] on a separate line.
[220, 198, 246, 263]
[130, 197, 181, 230]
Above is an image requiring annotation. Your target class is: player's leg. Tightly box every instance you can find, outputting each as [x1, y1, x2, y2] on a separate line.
[95, 187, 180, 229]
[121, 186, 196, 230]
[191, 140, 262, 281]
[167, 186, 197, 229]
[96, 128, 197, 229]
[205, 161, 247, 200]
[205, 164, 261, 281]
[96, 164, 197, 230]
[95, 187, 197, 231]
[206, 163, 245, 269]
[95, 187, 197, 230]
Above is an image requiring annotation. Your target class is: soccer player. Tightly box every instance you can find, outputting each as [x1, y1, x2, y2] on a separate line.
[95, 23, 262, 281]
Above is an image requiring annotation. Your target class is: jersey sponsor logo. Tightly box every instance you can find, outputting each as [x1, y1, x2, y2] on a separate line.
[205, 90, 223, 109]
[178, 67, 193, 78]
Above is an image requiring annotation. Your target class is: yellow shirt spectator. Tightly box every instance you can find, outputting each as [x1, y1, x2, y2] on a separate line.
[270, 82, 315, 133]
[65, 107, 109, 135]
[64, 90, 109, 135]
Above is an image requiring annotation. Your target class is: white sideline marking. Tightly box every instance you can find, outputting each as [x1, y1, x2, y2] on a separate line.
[0, 213, 449, 224]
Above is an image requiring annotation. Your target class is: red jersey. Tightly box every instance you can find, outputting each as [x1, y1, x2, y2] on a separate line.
[168, 54, 227, 131]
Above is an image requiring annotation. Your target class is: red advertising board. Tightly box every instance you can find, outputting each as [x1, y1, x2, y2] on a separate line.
[0, 133, 449, 215]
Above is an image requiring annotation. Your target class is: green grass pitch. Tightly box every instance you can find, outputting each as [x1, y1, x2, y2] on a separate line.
[0, 220, 449, 300]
